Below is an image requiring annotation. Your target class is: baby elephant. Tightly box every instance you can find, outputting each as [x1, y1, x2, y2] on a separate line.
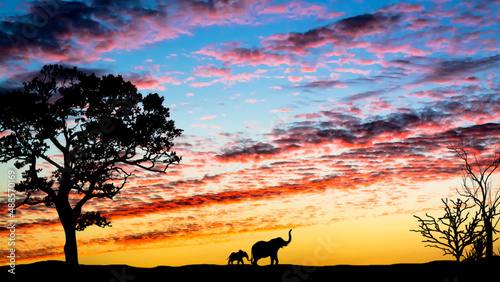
[227, 250, 249, 265]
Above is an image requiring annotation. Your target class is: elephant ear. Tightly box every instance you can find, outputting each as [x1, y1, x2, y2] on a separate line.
[271, 238, 284, 243]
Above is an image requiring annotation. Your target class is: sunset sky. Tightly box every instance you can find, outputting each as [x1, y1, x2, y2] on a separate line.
[1, 0, 500, 267]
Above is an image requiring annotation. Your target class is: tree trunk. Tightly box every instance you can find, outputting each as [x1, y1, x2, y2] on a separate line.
[56, 201, 79, 266]
[62, 220, 79, 266]
[485, 220, 493, 259]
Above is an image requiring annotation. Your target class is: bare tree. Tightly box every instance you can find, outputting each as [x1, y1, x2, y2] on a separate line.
[463, 234, 486, 262]
[448, 142, 500, 259]
[412, 198, 481, 262]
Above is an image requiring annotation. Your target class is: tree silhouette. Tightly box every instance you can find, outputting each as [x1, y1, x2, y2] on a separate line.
[412, 198, 481, 262]
[448, 142, 500, 259]
[0, 65, 182, 266]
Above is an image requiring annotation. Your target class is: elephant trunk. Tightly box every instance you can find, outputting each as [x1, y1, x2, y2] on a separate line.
[285, 229, 292, 246]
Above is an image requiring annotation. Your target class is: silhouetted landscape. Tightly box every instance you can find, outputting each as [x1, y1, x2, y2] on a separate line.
[2, 0, 500, 280]
[2, 259, 499, 282]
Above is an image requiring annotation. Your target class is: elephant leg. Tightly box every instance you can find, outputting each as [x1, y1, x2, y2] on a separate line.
[271, 254, 278, 265]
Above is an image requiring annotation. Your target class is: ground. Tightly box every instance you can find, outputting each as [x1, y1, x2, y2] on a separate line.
[1, 259, 498, 282]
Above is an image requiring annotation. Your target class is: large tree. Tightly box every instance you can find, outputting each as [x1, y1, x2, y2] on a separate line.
[0, 65, 182, 266]
[448, 142, 500, 259]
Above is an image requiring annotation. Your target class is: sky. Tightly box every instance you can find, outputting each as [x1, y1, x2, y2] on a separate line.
[0, 0, 500, 267]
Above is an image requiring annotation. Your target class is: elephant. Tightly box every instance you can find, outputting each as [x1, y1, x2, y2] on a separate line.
[227, 250, 249, 265]
[251, 229, 292, 266]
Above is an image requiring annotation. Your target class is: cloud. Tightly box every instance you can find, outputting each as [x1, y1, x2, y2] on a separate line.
[215, 142, 282, 162]
[378, 2, 424, 13]
[190, 82, 214, 87]
[2, 0, 295, 73]
[271, 109, 292, 113]
[257, 0, 335, 19]
[0, 0, 183, 69]
[297, 79, 347, 89]
[261, 11, 401, 56]
[171, 0, 261, 27]
[193, 65, 232, 77]
[196, 45, 298, 66]
[342, 89, 389, 103]
[272, 106, 492, 155]
[335, 68, 370, 75]
[245, 99, 264, 103]
[189, 68, 266, 87]
[288, 76, 303, 82]
[419, 55, 500, 84]
[199, 115, 217, 120]
[191, 123, 207, 128]
[125, 72, 181, 90]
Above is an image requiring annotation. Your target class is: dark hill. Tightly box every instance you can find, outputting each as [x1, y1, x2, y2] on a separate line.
[1, 258, 498, 282]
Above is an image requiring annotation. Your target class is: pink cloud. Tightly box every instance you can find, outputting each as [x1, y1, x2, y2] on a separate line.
[126, 73, 163, 90]
[124, 72, 181, 90]
[258, 2, 290, 15]
[196, 44, 297, 66]
[334, 68, 370, 75]
[379, 2, 424, 13]
[193, 66, 232, 77]
[328, 12, 345, 18]
[301, 66, 317, 73]
[190, 82, 214, 88]
[245, 99, 265, 103]
[271, 109, 291, 113]
[257, 0, 333, 19]
[300, 61, 318, 73]
[189, 69, 266, 88]
[368, 43, 432, 58]
[288, 76, 303, 82]
[191, 124, 207, 128]
[172, 0, 259, 28]
[160, 75, 182, 85]
[200, 115, 217, 120]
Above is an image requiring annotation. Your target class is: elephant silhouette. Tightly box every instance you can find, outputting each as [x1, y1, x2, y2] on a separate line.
[227, 250, 249, 265]
[251, 229, 292, 266]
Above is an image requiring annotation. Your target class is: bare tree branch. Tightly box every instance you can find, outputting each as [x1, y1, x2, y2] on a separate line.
[412, 198, 482, 261]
